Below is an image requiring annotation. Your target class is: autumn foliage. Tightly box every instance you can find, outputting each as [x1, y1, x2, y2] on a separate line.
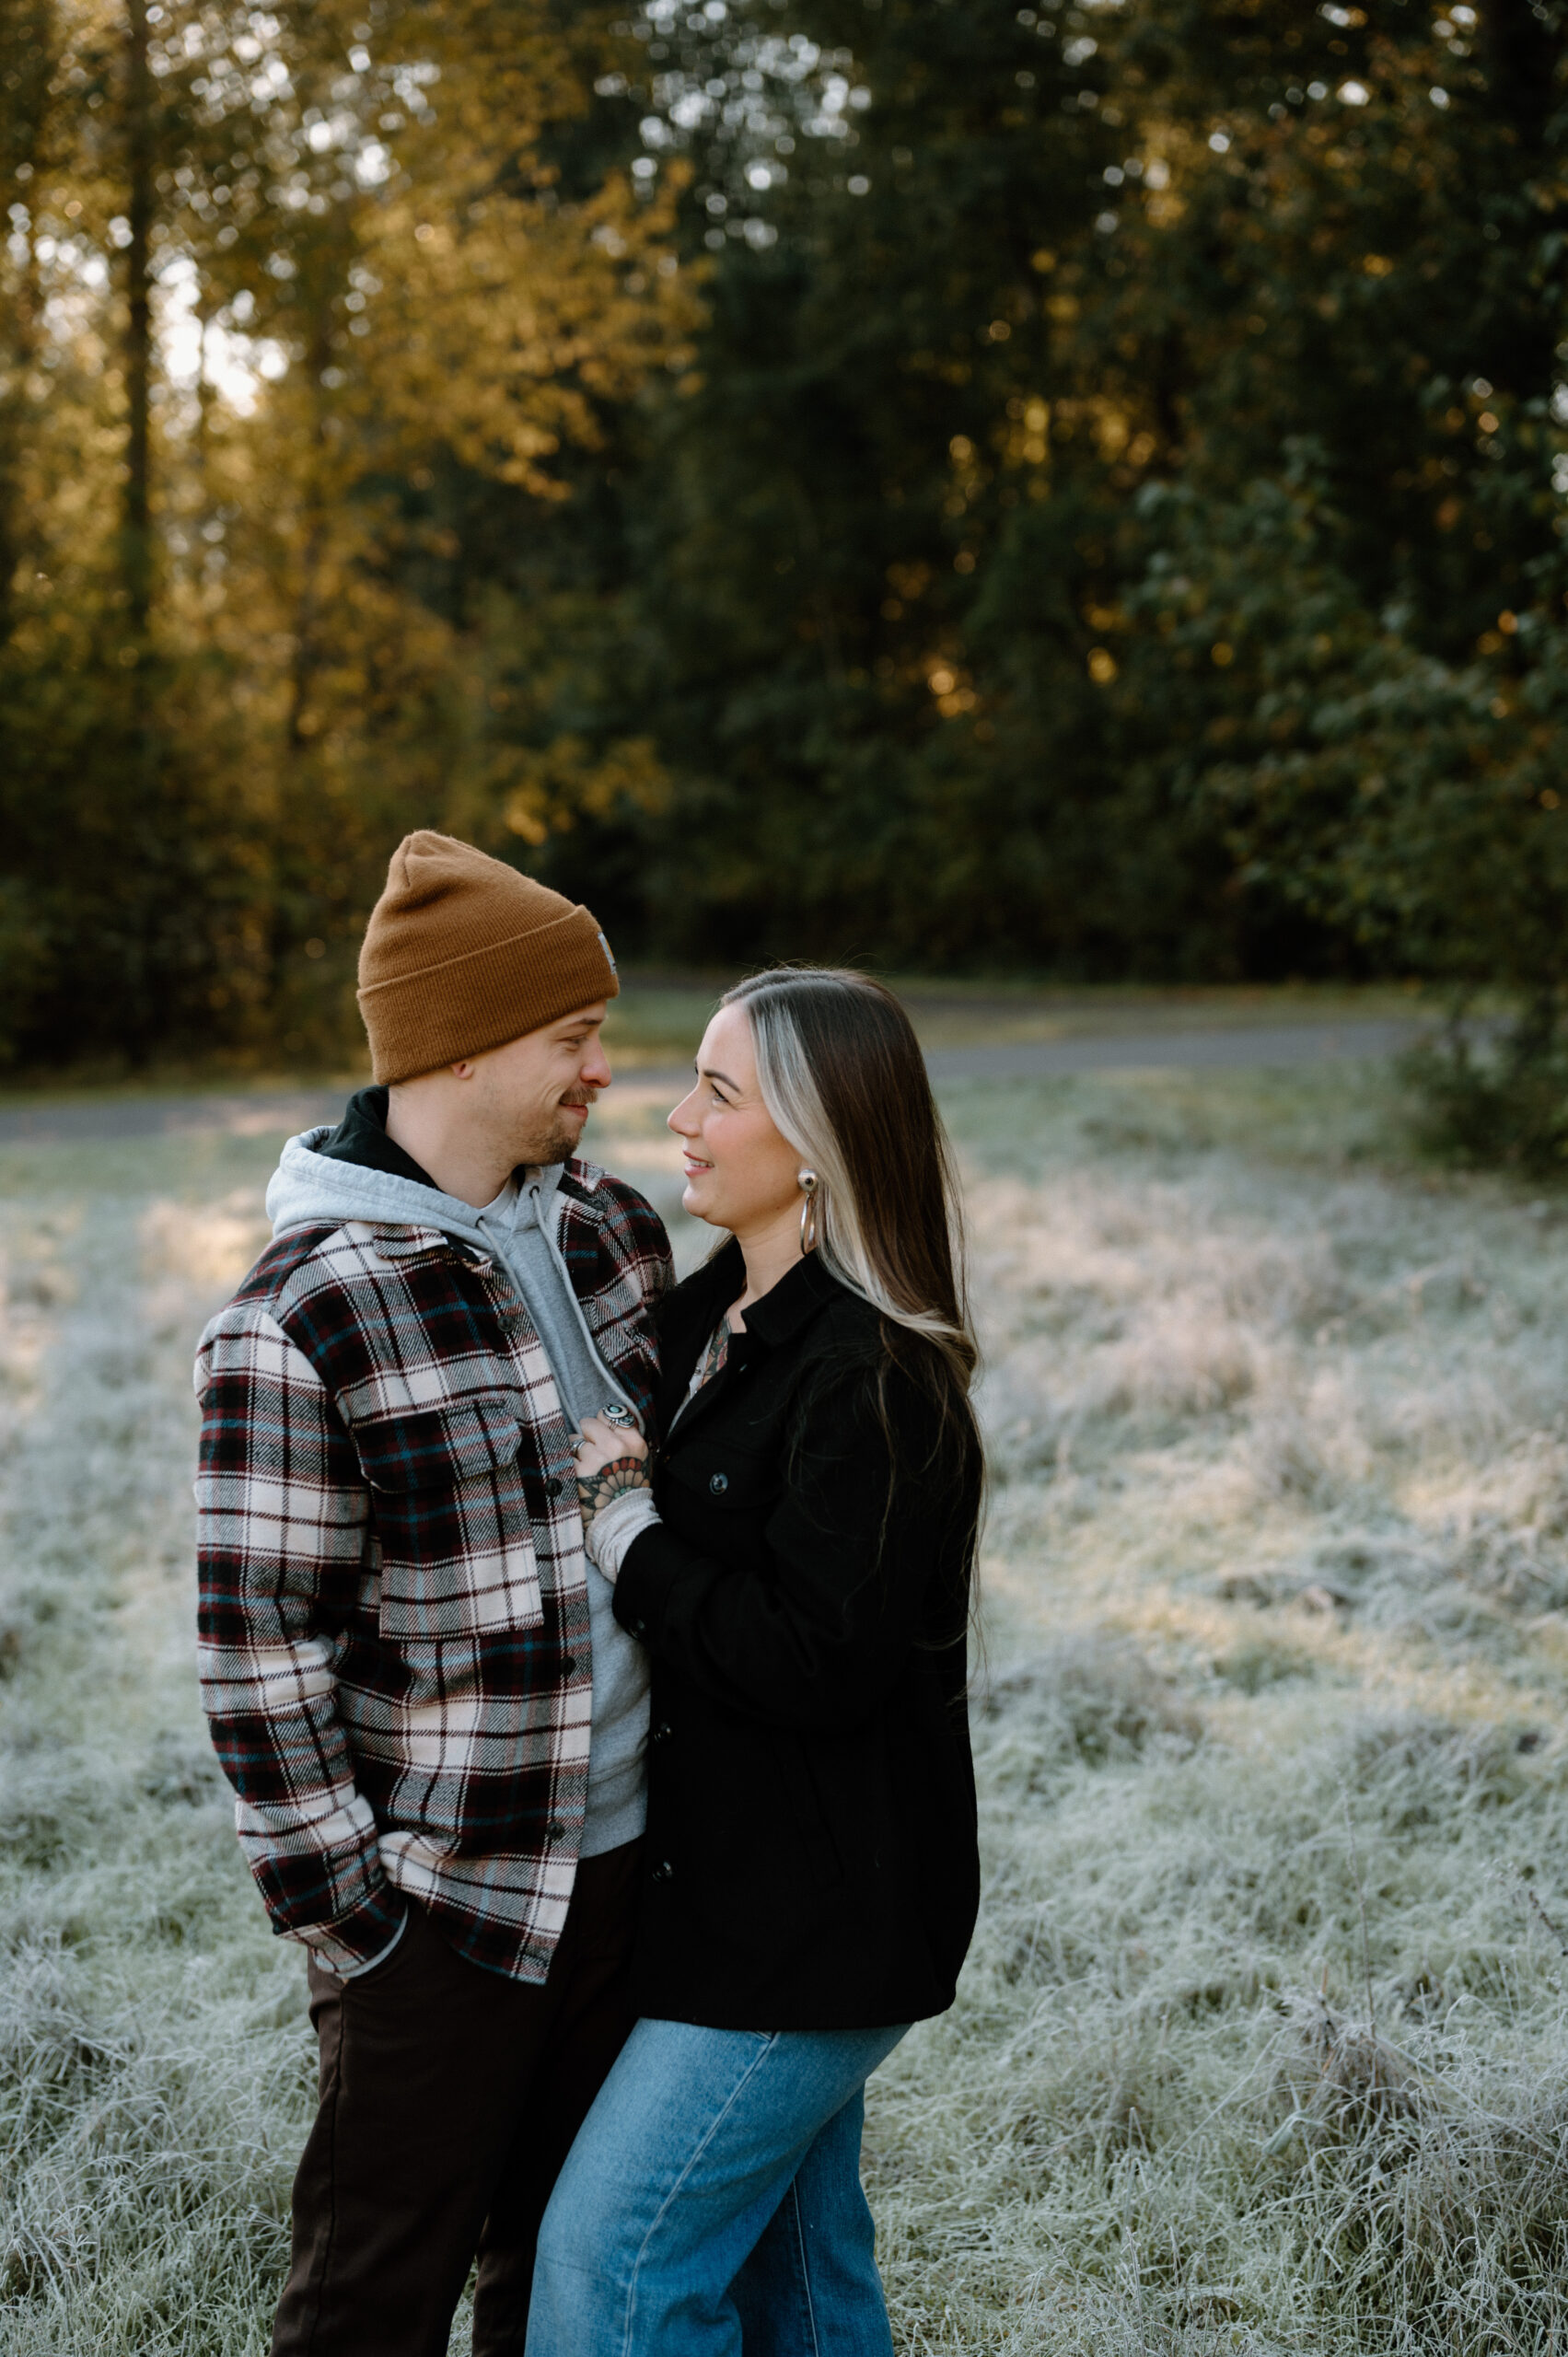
[3, 0, 1567, 1064]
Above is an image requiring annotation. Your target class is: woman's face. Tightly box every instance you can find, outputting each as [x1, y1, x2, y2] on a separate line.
[668, 1003, 805, 1237]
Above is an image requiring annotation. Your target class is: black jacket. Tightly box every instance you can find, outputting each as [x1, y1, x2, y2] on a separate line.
[612, 1237, 981, 2030]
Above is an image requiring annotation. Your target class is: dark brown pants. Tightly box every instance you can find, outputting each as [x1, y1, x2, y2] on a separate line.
[271, 1841, 642, 2357]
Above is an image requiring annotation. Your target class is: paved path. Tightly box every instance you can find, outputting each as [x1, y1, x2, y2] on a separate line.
[921, 1017, 1421, 1081]
[0, 1019, 1424, 1146]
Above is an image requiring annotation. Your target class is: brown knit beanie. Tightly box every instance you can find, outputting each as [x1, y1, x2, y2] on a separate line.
[357, 832, 619, 1084]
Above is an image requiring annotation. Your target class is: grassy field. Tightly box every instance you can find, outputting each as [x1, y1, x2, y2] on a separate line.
[5, 1061, 1568, 2351]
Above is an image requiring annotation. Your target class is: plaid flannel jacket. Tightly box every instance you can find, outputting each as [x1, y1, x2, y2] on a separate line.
[194, 1157, 671, 1981]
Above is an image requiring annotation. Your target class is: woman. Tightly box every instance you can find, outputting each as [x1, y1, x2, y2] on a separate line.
[527, 967, 984, 2356]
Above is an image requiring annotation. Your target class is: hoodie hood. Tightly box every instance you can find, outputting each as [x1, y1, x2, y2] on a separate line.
[265, 1126, 572, 1255]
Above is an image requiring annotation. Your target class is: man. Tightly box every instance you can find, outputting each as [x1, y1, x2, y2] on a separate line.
[194, 832, 672, 2356]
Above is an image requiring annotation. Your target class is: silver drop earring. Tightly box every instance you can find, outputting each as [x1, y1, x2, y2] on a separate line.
[797, 1169, 819, 1253]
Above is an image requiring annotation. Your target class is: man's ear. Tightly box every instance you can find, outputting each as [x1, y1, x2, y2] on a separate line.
[449, 1058, 478, 1081]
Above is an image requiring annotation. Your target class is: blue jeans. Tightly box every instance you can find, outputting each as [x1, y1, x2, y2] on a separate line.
[525, 2017, 909, 2356]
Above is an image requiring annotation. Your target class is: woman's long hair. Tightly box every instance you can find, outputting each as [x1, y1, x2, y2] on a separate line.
[722, 967, 983, 1550]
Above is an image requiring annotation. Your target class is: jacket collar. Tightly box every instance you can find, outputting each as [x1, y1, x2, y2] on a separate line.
[313, 1085, 438, 1190]
[656, 1236, 852, 1435]
[669, 1237, 847, 1347]
[742, 1246, 847, 1344]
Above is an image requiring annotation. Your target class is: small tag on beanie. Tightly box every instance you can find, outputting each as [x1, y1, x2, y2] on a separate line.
[597, 929, 617, 974]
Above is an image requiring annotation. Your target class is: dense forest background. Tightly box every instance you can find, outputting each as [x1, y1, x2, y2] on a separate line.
[4, 0, 1568, 1066]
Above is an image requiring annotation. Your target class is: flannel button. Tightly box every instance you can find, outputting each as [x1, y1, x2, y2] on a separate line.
[709, 1471, 729, 1495]
[548, 1820, 566, 1842]
[545, 1477, 563, 1499]
[560, 1655, 577, 1678]
[651, 1859, 675, 1884]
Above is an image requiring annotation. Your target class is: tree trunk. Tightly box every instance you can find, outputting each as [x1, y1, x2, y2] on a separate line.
[286, 293, 336, 751]
[122, 0, 153, 640]
[0, 0, 54, 648]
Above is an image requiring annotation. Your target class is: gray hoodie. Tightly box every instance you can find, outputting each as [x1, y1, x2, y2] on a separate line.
[266, 1132, 648, 1858]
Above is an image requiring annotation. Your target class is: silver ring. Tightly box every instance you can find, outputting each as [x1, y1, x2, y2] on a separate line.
[601, 1403, 634, 1427]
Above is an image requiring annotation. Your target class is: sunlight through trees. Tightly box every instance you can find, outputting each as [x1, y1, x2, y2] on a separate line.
[4, 1, 1567, 1065]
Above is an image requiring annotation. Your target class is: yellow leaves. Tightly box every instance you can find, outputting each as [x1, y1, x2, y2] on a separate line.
[926, 662, 976, 715]
[1096, 408, 1130, 460]
[1017, 397, 1131, 467]
[0, 4, 704, 919]
[1087, 647, 1117, 684]
[887, 561, 932, 600]
[1002, 396, 1051, 470]
[1212, 642, 1236, 667]
[322, 152, 695, 499]
[1363, 253, 1394, 277]
[1138, 153, 1182, 228]
[501, 735, 670, 848]
[1144, 193, 1187, 229]
[505, 799, 550, 847]
[948, 433, 982, 507]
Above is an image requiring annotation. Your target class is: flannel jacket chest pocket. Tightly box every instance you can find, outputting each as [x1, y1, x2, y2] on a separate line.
[353, 1396, 545, 1641]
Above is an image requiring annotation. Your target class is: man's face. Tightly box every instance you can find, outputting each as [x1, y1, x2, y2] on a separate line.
[463, 1003, 612, 1168]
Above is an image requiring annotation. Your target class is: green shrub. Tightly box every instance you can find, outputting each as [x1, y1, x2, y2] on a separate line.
[1404, 1018, 1568, 1178]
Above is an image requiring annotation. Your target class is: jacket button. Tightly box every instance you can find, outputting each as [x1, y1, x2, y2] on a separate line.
[545, 1477, 563, 1499]
[651, 1860, 674, 1884]
[652, 1721, 672, 1746]
[709, 1471, 729, 1495]
[627, 1619, 646, 1639]
[560, 1655, 576, 1678]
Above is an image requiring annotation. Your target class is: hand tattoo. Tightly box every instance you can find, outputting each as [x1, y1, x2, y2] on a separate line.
[576, 1454, 652, 1536]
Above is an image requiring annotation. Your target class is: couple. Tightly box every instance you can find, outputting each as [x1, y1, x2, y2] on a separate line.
[194, 832, 983, 2355]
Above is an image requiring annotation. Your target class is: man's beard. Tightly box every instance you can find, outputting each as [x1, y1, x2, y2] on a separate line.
[528, 1097, 593, 1167]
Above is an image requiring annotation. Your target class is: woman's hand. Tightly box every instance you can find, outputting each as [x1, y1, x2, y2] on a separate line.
[574, 1413, 651, 1540]
[575, 1413, 649, 1479]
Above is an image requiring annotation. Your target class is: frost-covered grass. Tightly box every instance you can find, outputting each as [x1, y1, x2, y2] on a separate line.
[6, 1072, 1568, 2351]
